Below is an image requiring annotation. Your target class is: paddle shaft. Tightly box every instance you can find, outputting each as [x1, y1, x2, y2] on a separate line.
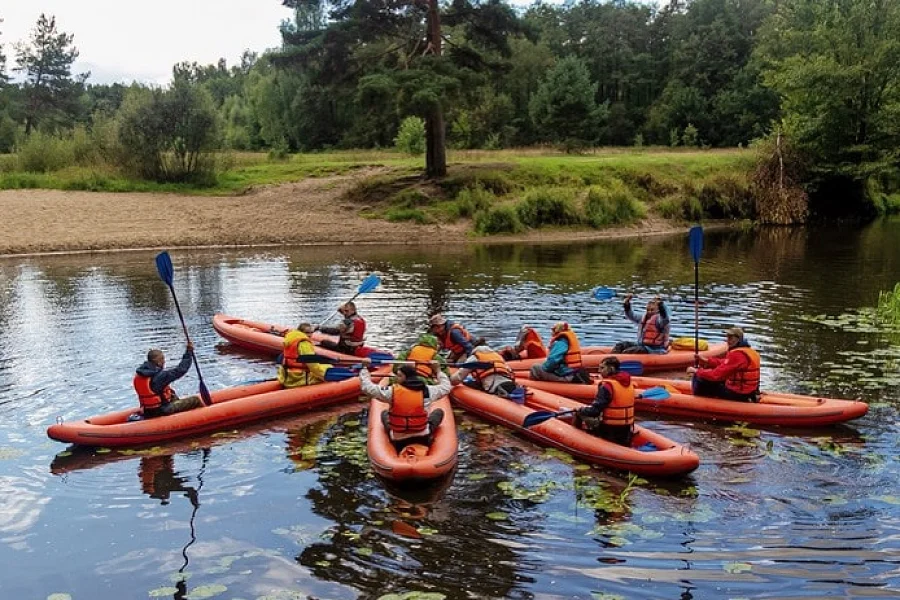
[316, 290, 362, 329]
[694, 262, 699, 368]
[165, 282, 211, 406]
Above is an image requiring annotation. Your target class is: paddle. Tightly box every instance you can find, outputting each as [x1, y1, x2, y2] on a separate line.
[155, 252, 212, 407]
[323, 361, 496, 382]
[689, 225, 703, 367]
[316, 273, 381, 329]
[521, 387, 671, 428]
[619, 361, 644, 375]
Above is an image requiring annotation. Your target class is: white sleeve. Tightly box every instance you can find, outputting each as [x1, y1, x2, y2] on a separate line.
[359, 368, 392, 402]
[425, 372, 452, 407]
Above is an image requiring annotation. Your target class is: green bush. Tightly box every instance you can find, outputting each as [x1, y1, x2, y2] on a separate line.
[453, 185, 494, 217]
[475, 205, 524, 234]
[682, 123, 699, 147]
[655, 193, 703, 221]
[698, 175, 755, 219]
[392, 188, 431, 208]
[516, 188, 582, 228]
[268, 138, 290, 161]
[17, 131, 76, 172]
[439, 169, 516, 197]
[394, 116, 426, 155]
[584, 180, 647, 227]
[385, 207, 430, 223]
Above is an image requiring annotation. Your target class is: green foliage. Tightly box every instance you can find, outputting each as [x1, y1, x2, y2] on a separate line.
[633, 133, 644, 148]
[474, 205, 524, 234]
[681, 123, 699, 147]
[516, 188, 582, 228]
[394, 116, 426, 156]
[268, 138, 290, 161]
[697, 175, 755, 219]
[669, 128, 680, 148]
[452, 185, 494, 218]
[0, 112, 16, 153]
[16, 130, 75, 172]
[584, 180, 647, 227]
[392, 188, 431, 208]
[385, 207, 430, 224]
[877, 283, 900, 326]
[529, 56, 606, 148]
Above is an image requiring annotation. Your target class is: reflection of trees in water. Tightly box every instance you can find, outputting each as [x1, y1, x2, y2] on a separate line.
[294, 415, 538, 599]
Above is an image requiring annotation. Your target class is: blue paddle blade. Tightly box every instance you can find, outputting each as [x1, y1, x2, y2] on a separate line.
[155, 251, 174, 286]
[593, 286, 616, 300]
[637, 386, 670, 401]
[689, 225, 704, 263]
[619, 361, 644, 375]
[324, 367, 358, 382]
[522, 408, 575, 428]
[358, 274, 381, 295]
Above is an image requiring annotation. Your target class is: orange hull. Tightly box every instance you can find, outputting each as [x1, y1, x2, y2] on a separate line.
[507, 344, 727, 373]
[519, 375, 868, 427]
[367, 396, 458, 483]
[450, 386, 698, 477]
[46, 369, 389, 447]
[212, 313, 389, 360]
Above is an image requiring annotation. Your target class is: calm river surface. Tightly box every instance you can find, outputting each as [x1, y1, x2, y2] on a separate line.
[1, 221, 899, 600]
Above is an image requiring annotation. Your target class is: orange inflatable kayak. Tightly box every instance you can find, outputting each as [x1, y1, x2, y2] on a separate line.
[212, 313, 390, 360]
[450, 385, 698, 477]
[506, 344, 727, 374]
[47, 368, 390, 447]
[518, 374, 868, 427]
[367, 395, 458, 483]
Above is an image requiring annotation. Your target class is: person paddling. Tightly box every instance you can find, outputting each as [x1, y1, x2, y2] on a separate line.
[429, 314, 482, 363]
[134, 344, 203, 418]
[317, 301, 367, 356]
[573, 357, 635, 446]
[611, 294, 670, 354]
[529, 322, 592, 384]
[360, 358, 451, 449]
[450, 344, 519, 398]
[687, 327, 760, 402]
[278, 323, 330, 388]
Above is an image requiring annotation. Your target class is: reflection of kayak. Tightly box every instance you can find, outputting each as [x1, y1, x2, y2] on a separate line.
[47, 368, 389, 448]
[367, 396, 458, 483]
[451, 385, 698, 478]
[519, 375, 868, 427]
[506, 344, 727, 374]
[212, 313, 390, 359]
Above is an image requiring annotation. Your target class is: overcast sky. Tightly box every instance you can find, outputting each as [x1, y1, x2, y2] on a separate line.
[1, 1, 293, 85]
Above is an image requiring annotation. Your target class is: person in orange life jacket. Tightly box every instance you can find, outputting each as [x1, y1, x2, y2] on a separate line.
[687, 327, 761, 402]
[573, 357, 636, 446]
[529, 322, 592, 383]
[278, 323, 330, 388]
[134, 344, 203, 418]
[393, 333, 448, 384]
[317, 301, 367, 356]
[611, 294, 670, 354]
[359, 358, 452, 448]
[139, 454, 198, 507]
[450, 344, 520, 398]
[499, 325, 548, 361]
[428, 313, 483, 363]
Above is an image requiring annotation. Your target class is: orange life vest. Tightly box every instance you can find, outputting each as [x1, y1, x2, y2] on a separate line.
[439, 323, 473, 356]
[725, 347, 761, 395]
[520, 328, 548, 359]
[388, 385, 429, 434]
[549, 329, 583, 370]
[281, 334, 311, 373]
[601, 379, 635, 427]
[407, 344, 438, 378]
[133, 373, 173, 411]
[470, 350, 515, 384]
[640, 314, 669, 348]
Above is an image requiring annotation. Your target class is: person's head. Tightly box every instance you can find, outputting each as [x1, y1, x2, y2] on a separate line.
[551, 321, 570, 335]
[396, 365, 419, 384]
[147, 349, 165, 367]
[339, 301, 357, 317]
[724, 327, 744, 348]
[645, 299, 660, 314]
[429, 313, 448, 333]
[297, 322, 314, 335]
[599, 356, 620, 376]
[416, 333, 440, 349]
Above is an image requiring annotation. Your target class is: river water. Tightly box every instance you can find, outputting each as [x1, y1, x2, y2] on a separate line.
[1, 221, 899, 599]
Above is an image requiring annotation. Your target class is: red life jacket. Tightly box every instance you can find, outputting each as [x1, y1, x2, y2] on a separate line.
[439, 323, 473, 356]
[343, 314, 366, 346]
[725, 347, 761, 395]
[640, 314, 669, 348]
[133, 373, 173, 411]
[470, 350, 515, 384]
[407, 344, 438, 378]
[521, 328, 548, 359]
[601, 379, 635, 427]
[549, 329, 583, 369]
[281, 333, 311, 373]
[388, 385, 429, 434]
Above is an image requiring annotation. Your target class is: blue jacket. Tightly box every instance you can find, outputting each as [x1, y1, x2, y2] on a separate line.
[541, 337, 575, 376]
[135, 350, 192, 398]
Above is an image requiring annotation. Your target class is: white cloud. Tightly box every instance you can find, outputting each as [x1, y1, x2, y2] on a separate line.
[1, 1, 292, 85]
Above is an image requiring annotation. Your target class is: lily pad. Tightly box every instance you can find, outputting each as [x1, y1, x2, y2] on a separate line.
[723, 561, 752, 574]
[47, 595, 73, 600]
[149, 587, 179, 597]
[486, 512, 509, 521]
[185, 583, 228, 599]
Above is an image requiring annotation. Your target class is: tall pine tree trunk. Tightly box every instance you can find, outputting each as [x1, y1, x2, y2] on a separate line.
[425, 0, 447, 178]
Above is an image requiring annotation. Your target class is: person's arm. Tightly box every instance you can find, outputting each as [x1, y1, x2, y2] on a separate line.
[426, 372, 452, 406]
[450, 356, 476, 384]
[153, 349, 193, 390]
[579, 382, 613, 418]
[359, 367, 392, 402]
[541, 339, 568, 371]
[623, 298, 640, 325]
[299, 340, 329, 380]
[696, 352, 746, 382]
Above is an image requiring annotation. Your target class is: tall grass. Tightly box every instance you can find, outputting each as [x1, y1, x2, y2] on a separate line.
[877, 283, 900, 325]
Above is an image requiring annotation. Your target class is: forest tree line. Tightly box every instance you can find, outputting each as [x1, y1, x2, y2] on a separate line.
[0, 0, 898, 219]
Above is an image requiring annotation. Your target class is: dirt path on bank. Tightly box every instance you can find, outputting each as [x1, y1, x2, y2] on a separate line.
[0, 169, 686, 257]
